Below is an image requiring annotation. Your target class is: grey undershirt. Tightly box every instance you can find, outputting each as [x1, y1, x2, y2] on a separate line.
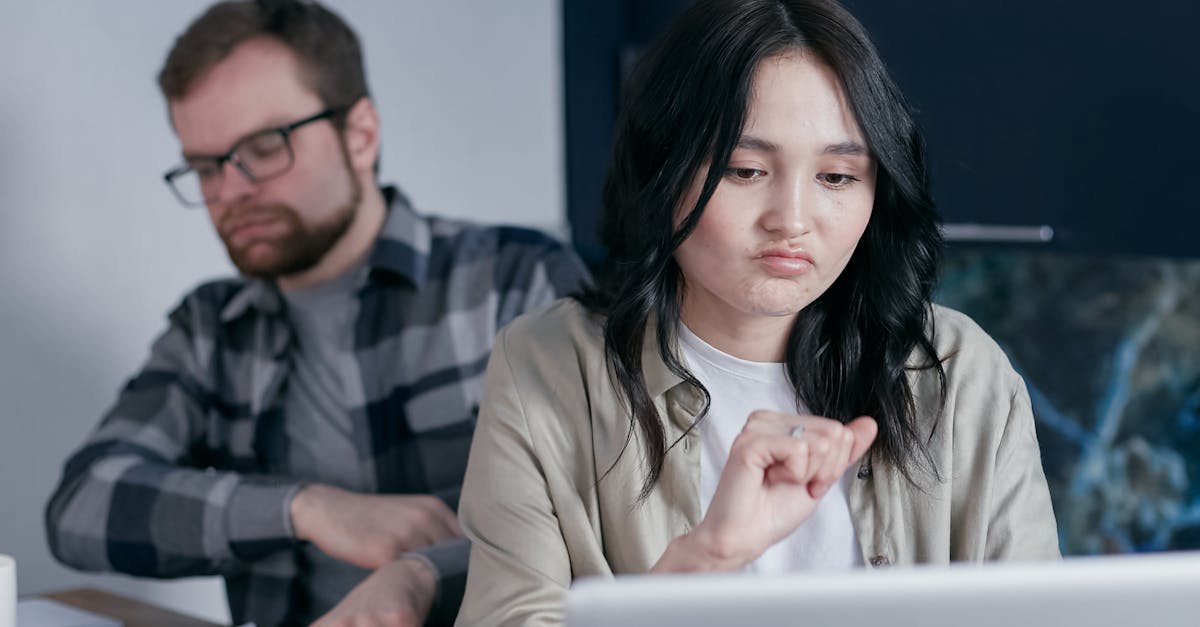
[280, 260, 375, 615]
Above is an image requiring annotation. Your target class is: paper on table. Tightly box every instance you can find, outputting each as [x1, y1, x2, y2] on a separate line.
[15, 598, 122, 627]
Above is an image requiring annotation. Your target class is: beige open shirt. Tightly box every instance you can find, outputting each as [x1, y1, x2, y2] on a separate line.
[456, 300, 1060, 626]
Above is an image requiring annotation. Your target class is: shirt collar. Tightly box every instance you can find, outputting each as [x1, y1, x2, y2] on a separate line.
[366, 185, 431, 287]
[641, 315, 706, 417]
[220, 278, 282, 323]
[220, 185, 428, 323]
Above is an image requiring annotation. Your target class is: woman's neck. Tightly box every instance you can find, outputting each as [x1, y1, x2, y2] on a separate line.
[679, 301, 795, 363]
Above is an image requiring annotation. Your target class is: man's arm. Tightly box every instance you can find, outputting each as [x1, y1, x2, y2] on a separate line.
[310, 541, 467, 627]
[311, 556, 438, 627]
[45, 290, 302, 577]
[405, 538, 470, 626]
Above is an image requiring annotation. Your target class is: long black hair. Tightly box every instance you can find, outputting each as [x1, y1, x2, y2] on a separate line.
[577, 0, 946, 498]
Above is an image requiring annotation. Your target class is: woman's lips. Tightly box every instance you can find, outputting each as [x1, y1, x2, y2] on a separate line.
[755, 248, 814, 276]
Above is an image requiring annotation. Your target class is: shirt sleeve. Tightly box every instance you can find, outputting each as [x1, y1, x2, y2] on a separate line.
[456, 326, 575, 627]
[493, 231, 592, 329]
[984, 377, 1062, 560]
[44, 291, 303, 577]
[403, 537, 471, 626]
[537, 238, 592, 301]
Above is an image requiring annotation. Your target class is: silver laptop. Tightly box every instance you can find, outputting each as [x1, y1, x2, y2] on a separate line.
[567, 551, 1200, 627]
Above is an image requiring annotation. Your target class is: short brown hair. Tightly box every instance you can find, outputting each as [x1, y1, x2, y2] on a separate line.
[158, 0, 369, 112]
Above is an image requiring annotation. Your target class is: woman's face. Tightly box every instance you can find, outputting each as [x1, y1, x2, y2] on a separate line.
[674, 53, 876, 342]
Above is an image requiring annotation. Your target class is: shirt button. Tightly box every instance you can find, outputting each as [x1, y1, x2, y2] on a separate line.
[683, 437, 692, 451]
[869, 555, 891, 568]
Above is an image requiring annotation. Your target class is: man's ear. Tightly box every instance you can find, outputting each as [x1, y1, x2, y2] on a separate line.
[340, 96, 380, 174]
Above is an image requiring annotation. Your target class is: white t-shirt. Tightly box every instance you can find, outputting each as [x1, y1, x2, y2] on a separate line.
[678, 323, 862, 574]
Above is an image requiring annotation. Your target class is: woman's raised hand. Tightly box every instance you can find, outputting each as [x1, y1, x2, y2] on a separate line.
[653, 411, 877, 573]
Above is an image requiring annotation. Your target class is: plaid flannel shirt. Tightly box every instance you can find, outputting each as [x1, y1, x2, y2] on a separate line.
[45, 187, 591, 626]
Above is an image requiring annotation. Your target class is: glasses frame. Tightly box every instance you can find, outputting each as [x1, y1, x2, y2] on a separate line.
[163, 107, 344, 208]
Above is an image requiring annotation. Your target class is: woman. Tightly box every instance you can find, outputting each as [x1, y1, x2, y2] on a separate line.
[456, 0, 1059, 624]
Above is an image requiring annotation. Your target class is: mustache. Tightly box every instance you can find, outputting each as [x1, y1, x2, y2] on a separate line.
[218, 203, 295, 236]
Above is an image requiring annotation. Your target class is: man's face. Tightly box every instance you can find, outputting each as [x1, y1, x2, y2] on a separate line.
[169, 36, 361, 280]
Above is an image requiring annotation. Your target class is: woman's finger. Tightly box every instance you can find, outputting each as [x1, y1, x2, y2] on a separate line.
[732, 431, 813, 484]
[812, 425, 854, 490]
[846, 416, 879, 463]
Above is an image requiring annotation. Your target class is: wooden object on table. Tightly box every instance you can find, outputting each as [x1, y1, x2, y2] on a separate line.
[40, 587, 224, 627]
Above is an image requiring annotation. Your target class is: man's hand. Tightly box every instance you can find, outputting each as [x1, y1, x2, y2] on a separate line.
[291, 484, 463, 570]
[311, 557, 437, 627]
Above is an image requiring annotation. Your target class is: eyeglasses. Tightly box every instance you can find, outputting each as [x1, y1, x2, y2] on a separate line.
[163, 108, 344, 207]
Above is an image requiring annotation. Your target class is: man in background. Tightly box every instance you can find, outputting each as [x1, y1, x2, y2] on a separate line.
[44, 1, 589, 625]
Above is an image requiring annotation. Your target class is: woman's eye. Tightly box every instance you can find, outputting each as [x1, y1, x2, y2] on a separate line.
[726, 167, 765, 182]
[818, 173, 859, 188]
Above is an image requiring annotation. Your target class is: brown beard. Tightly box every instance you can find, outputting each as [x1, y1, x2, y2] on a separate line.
[218, 153, 362, 280]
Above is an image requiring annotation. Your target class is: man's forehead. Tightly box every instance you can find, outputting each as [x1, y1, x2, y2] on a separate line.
[168, 39, 322, 152]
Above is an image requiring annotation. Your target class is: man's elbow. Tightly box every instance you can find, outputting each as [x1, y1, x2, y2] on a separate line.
[44, 478, 111, 572]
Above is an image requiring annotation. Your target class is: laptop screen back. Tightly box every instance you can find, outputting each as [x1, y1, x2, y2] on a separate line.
[567, 551, 1200, 627]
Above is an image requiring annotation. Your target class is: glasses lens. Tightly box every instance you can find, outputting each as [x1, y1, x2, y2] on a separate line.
[164, 128, 298, 207]
[167, 169, 206, 207]
[234, 131, 293, 181]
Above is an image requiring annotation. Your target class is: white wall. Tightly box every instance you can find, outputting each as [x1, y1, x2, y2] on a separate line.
[0, 1, 563, 622]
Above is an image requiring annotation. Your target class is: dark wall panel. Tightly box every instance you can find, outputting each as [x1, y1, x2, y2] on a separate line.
[565, 0, 1199, 261]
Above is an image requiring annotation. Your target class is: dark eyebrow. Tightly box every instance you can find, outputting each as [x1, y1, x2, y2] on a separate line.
[823, 141, 869, 156]
[735, 135, 780, 153]
[734, 136, 870, 157]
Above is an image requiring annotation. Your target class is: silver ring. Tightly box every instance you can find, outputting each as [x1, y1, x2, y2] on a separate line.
[790, 425, 806, 439]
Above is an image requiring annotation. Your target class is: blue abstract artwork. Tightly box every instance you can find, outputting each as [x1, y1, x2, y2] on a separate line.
[937, 249, 1200, 554]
